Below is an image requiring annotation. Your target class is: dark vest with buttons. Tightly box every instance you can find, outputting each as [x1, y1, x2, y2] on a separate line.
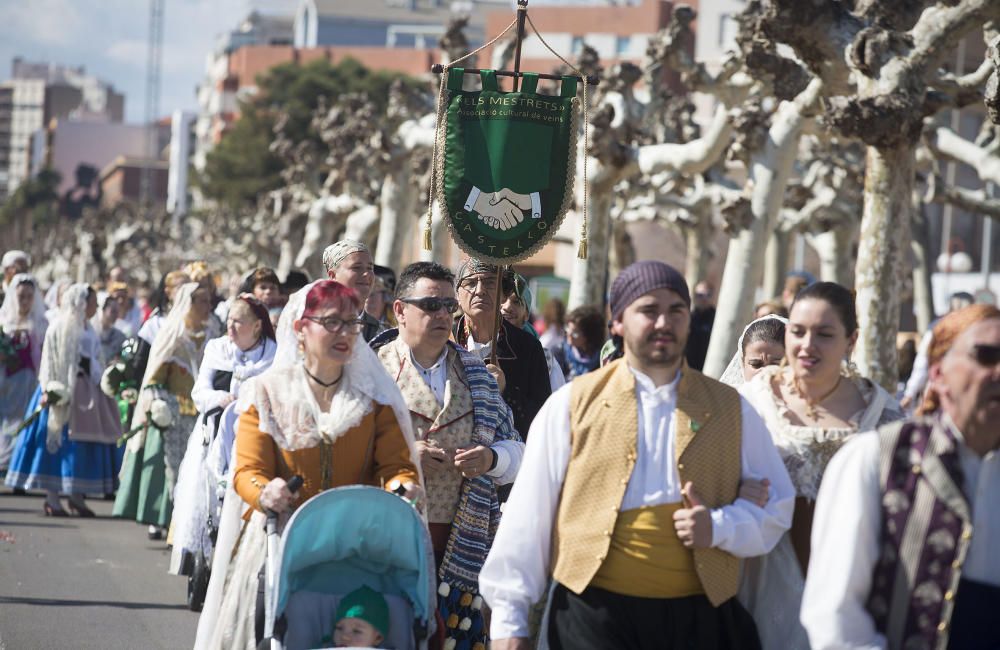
[550, 360, 743, 606]
[866, 417, 973, 650]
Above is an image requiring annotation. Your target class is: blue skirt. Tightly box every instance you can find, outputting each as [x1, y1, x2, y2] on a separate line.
[4, 387, 123, 495]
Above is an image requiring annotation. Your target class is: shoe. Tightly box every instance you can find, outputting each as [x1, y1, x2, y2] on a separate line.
[44, 502, 69, 517]
[148, 525, 163, 540]
[67, 500, 95, 518]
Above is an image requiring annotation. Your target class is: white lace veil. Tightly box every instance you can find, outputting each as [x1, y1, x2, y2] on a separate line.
[0, 273, 48, 367]
[39, 283, 90, 449]
[140, 282, 202, 390]
[240, 281, 422, 483]
[719, 314, 789, 387]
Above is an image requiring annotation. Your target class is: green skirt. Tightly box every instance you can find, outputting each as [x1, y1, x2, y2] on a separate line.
[112, 426, 171, 527]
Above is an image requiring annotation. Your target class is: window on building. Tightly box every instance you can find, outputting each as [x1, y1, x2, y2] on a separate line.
[616, 36, 631, 56]
[571, 36, 585, 55]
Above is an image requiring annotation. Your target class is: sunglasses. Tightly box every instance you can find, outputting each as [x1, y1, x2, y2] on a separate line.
[970, 344, 1000, 367]
[400, 296, 460, 314]
[302, 315, 364, 334]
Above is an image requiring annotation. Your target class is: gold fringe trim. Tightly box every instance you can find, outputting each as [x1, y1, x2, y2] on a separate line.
[423, 226, 432, 251]
[577, 237, 588, 259]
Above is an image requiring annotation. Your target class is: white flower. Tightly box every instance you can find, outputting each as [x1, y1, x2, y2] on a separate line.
[471, 596, 483, 611]
[458, 617, 472, 631]
[438, 582, 451, 597]
[444, 640, 457, 650]
[45, 381, 69, 405]
[150, 399, 173, 428]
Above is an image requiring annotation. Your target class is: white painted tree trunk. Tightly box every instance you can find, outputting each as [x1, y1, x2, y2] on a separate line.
[343, 204, 380, 246]
[569, 186, 614, 309]
[684, 219, 713, 290]
[854, 145, 915, 391]
[808, 223, 855, 285]
[762, 229, 789, 300]
[374, 165, 416, 267]
[703, 78, 823, 379]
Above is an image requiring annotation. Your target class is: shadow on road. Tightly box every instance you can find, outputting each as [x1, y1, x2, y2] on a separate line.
[0, 596, 189, 610]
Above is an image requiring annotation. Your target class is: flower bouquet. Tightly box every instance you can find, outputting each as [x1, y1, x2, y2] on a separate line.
[8, 381, 70, 437]
[116, 398, 174, 447]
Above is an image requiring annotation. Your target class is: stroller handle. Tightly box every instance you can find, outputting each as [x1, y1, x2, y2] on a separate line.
[264, 474, 304, 647]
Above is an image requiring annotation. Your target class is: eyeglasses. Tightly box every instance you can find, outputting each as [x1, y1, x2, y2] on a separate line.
[458, 276, 498, 294]
[400, 296, 460, 314]
[970, 344, 1000, 367]
[303, 315, 365, 334]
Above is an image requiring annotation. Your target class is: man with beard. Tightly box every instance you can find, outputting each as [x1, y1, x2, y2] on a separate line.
[801, 305, 1000, 650]
[453, 258, 550, 440]
[370, 261, 523, 649]
[480, 260, 794, 650]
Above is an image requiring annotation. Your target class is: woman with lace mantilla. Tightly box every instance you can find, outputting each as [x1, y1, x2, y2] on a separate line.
[735, 281, 903, 650]
[201, 280, 421, 650]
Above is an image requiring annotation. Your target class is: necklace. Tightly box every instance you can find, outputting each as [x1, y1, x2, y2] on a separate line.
[787, 373, 842, 420]
[304, 366, 342, 388]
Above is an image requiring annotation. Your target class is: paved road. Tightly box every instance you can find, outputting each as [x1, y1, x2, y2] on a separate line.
[0, 487, 198, 650]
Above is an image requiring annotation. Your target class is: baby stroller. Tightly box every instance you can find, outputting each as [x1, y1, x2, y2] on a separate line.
[259, 485, 437, 650]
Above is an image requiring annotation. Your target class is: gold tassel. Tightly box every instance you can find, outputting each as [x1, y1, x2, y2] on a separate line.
[423, 226, 432, 251]
[577, 237, 588, 259]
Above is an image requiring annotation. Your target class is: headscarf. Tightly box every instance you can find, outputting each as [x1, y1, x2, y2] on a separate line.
[719, 314, 789, 386]
[609, 260, 690, 320]
[0, 273, 48, 370]
[322, 239, 370, 273]
[2, 250, 30, 270]
[917, 304, 1000, 416]
[38, 283, 90, 451]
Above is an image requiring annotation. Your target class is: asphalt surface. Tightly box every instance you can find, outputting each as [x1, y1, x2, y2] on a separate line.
[0, 487, 198, 650]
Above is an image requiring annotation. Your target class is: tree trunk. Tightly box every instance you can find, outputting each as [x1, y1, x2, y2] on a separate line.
[610, 219, 636, 279]
[762, 229, 789, 300]
[374, 165, 415, 267]
[685, 220, 713, 290]
[419, 202, 450, 264]
[910, 200, 935, 332]
[569, 187, 614, 309]
[703, 78, 823, 378]
[808, 222, 854, 284]
[855, 145, 915, 391]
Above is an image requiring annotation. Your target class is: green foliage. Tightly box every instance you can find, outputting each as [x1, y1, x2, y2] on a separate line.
[194, 57, 422, 209]
[0, 167, 62, 226]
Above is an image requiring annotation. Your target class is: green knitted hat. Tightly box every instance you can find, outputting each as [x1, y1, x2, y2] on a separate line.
[335, 585, 390, 637]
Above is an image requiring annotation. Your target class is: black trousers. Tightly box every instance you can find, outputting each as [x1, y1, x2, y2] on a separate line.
[948, 578, 1000, 650]
[547, 582, 761, 650]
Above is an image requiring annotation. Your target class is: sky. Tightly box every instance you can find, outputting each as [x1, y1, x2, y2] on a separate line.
[0, 0, 291, 124]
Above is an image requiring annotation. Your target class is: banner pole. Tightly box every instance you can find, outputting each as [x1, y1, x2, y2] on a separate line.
[511, 0, 528, 92]
[490, 266, 504, 367]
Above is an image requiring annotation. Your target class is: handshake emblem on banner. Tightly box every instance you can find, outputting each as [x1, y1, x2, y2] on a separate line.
[464, 186, 542, 231]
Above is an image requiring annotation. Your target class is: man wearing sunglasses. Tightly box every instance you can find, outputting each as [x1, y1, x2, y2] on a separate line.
[370, 261, 524, 648]
[802, 304, 1000, 650]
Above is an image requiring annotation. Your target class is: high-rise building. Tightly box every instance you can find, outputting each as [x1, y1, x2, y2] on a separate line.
[0, 57, 125, 203]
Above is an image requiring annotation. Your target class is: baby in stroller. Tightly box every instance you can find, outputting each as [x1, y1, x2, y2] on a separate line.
[325, 585, 390, 648]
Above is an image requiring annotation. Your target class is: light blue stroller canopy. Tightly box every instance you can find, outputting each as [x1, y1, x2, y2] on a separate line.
[270, 485, 435, 649]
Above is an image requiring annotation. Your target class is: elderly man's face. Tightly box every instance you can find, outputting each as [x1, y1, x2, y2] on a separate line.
[457, 272, 500, 319]
[932, 318, 1000, 451]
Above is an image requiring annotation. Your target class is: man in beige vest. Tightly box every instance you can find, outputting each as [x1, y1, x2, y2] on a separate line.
[370, 261, 524, 649]
[480, 260, 795, 650]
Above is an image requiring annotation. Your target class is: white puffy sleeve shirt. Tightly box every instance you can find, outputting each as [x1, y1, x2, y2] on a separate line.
[479, 366, 795, 640]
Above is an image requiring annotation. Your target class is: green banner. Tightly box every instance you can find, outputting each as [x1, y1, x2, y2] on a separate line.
[438, 68, 578, 265]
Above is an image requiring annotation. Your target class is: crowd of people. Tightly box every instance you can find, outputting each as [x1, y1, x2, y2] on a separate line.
[0, 243, 996, 650]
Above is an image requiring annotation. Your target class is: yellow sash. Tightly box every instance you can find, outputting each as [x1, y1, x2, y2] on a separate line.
[590, 502, 704, 598]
